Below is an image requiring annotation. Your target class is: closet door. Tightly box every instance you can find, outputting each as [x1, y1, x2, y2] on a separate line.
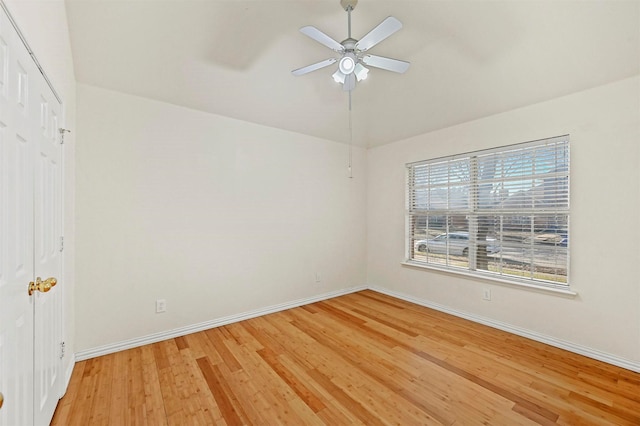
[32, 64, 63, 426]
[0, 5, 36, 425]
[0, 5, 63, 425]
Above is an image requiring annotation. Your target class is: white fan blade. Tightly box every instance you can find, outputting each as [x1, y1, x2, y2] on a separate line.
[355, 16, 402, 52]
[362, 54, 410, 73]
[342, 73, 356, 91]
[300, 26, 345, 52]
[292, 58, 337, 76]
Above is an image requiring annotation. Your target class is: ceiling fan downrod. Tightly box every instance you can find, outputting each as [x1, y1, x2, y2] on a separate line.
[345, 2, 353, 39]
[341, 0, 357, 38]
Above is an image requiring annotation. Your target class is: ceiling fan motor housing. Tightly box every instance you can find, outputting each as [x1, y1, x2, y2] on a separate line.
[342, 38, 357, 50]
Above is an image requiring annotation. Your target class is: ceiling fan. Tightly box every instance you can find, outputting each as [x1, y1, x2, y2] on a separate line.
[292, 0, 410, 91]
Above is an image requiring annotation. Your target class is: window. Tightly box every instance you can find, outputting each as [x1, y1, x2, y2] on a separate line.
[406, 136, 569, 289]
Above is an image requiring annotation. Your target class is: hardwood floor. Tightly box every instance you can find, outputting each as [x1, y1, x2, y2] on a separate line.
[52, 290, 640, 425]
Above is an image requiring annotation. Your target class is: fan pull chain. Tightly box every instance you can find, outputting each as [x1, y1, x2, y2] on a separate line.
[348, 90, 353, 179]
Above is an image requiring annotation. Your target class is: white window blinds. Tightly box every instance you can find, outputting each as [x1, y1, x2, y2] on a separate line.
[407, 136, 569, 288]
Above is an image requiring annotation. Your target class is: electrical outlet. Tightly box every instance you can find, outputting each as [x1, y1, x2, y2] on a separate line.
[315, 272, 321, 283]
[482, 289, 491, 301]
[156, 299, 166, 313]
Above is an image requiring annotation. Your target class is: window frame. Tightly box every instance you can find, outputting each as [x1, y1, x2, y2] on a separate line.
[405, 136, 570, 292]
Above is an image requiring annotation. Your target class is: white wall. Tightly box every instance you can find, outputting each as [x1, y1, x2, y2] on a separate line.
[75, 84, 367, 352]
[367, 76, 640, 366]
[4, 0, 77, 380]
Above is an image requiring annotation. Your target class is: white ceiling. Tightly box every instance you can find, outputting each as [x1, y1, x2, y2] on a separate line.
[65, 0, 639, 148]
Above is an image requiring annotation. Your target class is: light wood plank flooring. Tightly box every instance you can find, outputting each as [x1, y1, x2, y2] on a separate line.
[52, 290, 640, 425]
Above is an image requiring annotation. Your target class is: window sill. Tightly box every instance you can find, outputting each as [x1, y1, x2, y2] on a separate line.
[401, 260, 578, 297]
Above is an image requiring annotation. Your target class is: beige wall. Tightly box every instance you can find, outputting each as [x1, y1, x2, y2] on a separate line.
[75, 84, 367, 351]
[367, 76, 640, 365]
[4, 0, 77, 378]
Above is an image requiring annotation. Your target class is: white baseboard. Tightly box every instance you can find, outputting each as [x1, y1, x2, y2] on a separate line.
[75, 285, 367, 361]
[74, 283, 640, 374]
[369, 286, 640, 373]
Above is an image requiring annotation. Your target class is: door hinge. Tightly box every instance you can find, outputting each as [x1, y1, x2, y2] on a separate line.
[59, 236, 64, 252]
[58, 128, 70, 145]
[59, 341, 66, 359]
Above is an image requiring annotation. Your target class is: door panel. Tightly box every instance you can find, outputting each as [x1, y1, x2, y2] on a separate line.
[0, 5, 35, 425]
[33, 75, 62, 425]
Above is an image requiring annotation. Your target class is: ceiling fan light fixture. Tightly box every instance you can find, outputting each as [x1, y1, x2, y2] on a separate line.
[354, 63, 369, 81]
[338, 55, 356, 75]
[332, 69, 346, 84]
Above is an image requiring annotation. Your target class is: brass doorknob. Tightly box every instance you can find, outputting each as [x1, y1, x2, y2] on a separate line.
[0, 392, 4, 410]
[28, 277, 57, 296]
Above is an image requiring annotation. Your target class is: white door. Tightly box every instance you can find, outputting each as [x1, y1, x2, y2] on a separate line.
[32, 60, 63, 426]
[0, 4, 63, 426]
[0, 5, 36, 425]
